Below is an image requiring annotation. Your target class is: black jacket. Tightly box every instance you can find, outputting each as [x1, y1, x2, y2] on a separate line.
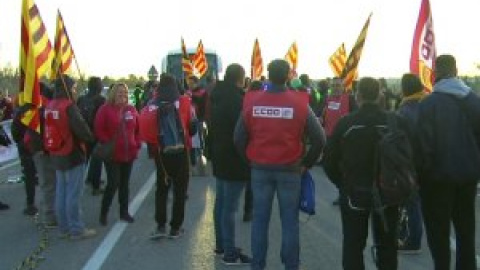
[208, 81, 250, 182]
[323, 103, 410, 206]
[417, 91, 480, 183]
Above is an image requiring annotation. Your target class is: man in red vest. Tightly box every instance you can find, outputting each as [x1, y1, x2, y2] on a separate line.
[322, 77, 357, 205]
[44, 75, 96, 240]
[234, 59, 325, 270]
[322, 77, 357, 137]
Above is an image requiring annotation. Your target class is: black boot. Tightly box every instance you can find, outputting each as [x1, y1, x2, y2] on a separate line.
[0, 201, 9, 210]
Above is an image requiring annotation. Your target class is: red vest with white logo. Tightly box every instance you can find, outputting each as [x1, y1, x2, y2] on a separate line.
[138, 95, 192, 150]
[243, 90, 309, 165]
[44, 99, 74, 156]
[323, 93, 350, 136]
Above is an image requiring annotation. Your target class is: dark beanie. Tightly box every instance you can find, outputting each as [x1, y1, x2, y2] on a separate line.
[157, 74, 180, 102]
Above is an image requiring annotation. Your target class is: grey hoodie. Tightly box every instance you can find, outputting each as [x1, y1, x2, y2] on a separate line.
[433, 77, 471, 98]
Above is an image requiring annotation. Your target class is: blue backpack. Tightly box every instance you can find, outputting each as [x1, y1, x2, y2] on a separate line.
[157, 101, 185, 154]
[299, 170, 315, 215]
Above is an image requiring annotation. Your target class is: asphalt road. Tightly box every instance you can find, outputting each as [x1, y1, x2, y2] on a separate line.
[0, 148, 479, 270]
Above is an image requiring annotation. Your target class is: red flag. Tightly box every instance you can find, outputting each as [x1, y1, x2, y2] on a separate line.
[51, 10, 75, 80]
[193, 40, 208, 78]
[19, 0, 54, 132]
[341, 14, 372, 91]
[251, 38, 263, 80]
[285, 42, 298, 78]
[410, 0, 436, 92]
[329, 43, 347, 77]
[181, 37, 193, 77]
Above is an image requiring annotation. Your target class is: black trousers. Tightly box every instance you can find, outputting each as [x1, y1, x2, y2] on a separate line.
[420, 180, 477, 270]
[101, 161, 133, 216]
[18, 143, 37, 206]
[154, 150, 190, 230]
[85, 141, 103, 190]
[340, 194, 398, 270]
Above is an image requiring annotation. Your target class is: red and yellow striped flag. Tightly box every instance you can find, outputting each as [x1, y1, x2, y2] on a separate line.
[251, 38, 263, 80]
[341, 14, 372, 91]
[51, 10, 75, 80]
[410, 0, 436, 92]
[181, 37, 193, 77]
[285, 42, 298, 77]
[19, 0, 54, 132]
[329, 43, 347, 77]
[193, 40, 208, 78]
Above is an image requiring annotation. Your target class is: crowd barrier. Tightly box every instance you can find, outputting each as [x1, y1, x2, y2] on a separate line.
[0, 119, 18, 164]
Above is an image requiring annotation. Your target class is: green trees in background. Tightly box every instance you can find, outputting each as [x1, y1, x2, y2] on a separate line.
[0, 66, 479, 97]
[0, 64, 19, 96]
[0, 66, 146, 97]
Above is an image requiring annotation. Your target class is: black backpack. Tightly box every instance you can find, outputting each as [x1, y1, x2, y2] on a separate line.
[374, 113, 418, 206]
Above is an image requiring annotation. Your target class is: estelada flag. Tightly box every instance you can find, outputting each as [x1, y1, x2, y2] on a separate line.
[410, 0, 436, 92]
[341, 14, 372, 91]
[19, 0, 54, 132]
[285, 42, 298, 78]
[51, 10, 75, 80]
[193, 40, 208, 78]
[329, 43, 347, 77]
[251, 38, 263, 80]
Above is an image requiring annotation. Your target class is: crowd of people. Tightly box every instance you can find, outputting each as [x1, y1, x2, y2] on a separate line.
[0, 54, 479, 270]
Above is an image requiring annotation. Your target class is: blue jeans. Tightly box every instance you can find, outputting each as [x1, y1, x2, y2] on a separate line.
[251, 169, 301, 270]
[213, 178, 246, 257]
[55, 163, 86, 235]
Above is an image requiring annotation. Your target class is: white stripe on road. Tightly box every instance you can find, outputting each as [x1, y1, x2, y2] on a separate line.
[449, 237, 480, 269]
[82, 171, 156, 270]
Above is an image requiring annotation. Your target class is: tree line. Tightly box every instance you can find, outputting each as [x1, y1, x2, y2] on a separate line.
[0, 66, 479, 97]
[0, 66, 147, 97]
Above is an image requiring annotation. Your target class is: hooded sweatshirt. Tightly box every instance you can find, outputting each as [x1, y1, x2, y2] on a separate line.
[417, 77, 480, 183]
[433, 77, 471, 98]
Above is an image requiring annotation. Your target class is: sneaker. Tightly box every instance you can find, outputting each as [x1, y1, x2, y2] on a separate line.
[222, 252, 252, 265]
[23, 205, 38, 216]
[0, 201, 9, 210]
[120, 213, 135, 223]
[150, 226, 167, 240]
[169, 228, 185, 239]
[69, 228, 97, 240]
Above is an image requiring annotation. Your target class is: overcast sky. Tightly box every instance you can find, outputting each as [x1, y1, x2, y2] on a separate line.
[0, 0, 479, 79]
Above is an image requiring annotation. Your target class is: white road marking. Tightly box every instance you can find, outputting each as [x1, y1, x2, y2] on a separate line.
[82, 171, 156, 270]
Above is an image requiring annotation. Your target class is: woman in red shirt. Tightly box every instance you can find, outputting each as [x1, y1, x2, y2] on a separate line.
[94, 83, 141, 225]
